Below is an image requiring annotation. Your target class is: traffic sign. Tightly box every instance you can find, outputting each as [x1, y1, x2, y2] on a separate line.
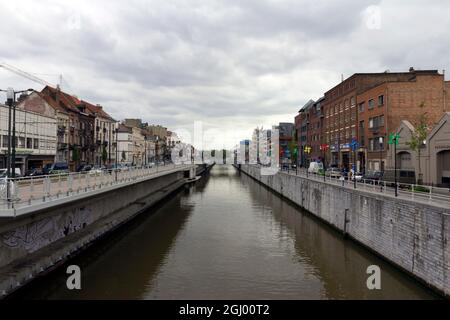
[350, 139, 359, 151]
[388, 133, 400, 145]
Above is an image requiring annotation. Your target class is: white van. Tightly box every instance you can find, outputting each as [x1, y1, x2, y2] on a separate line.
[308, 161, 324, 174]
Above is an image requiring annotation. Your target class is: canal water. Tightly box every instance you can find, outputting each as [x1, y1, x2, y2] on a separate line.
[13, 165, 437, 299]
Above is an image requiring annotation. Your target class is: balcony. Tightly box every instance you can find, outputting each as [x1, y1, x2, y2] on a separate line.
[57, 125, 66, 136]
[58, 143, 68, 151]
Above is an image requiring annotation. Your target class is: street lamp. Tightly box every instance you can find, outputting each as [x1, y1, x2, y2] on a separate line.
[379, 136, 384, 173]
[1, 87, 33, 178]
[114, 122, 119, 181]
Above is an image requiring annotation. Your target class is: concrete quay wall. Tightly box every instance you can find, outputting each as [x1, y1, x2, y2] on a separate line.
[0, 166, 198, 297]
[237, 164, 450, 297]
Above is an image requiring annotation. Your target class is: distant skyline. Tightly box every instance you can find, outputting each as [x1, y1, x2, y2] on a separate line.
[1, 0, 449, 149]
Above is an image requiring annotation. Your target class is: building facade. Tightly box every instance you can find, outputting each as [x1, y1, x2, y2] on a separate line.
[321, 68, 449, 172]
[17, 91, 70, 164]
[0, 103, 57, 173]
[386, 112, 450, 187]
[81, 101, 116, 167]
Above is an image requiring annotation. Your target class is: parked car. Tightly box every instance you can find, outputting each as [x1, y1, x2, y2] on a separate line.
[353, 172, 364, 181]
[25, 168, 43, 177]
[76, 164, 92, 172]
[0, 168, 22, 178]
[43, 162, 69, 175]
[325, 167, 341, 178]
[382, 169, 416, 186]
[362, 171, 383, 184]
[89, 166, 104, 175]
[308, 161, 324, 174]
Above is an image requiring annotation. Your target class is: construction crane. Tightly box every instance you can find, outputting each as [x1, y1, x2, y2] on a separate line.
[0, 62, 59, 89]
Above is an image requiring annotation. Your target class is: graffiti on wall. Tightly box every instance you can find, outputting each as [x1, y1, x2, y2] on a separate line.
[1, 207, 94, 253]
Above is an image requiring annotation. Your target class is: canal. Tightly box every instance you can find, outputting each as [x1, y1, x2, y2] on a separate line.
[12, 165, 437, 299]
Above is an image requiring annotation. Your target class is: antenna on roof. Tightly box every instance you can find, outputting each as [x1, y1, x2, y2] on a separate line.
[341, 74, 344, 82]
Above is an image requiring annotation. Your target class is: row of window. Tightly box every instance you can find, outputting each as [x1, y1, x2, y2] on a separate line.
[326, 111, 357, 128]
[359, 95, 384, 112]
[369, 115, 385, 129]
[368, 136, 385, 151]
[0, 135, 56, 150]
[325, 96, 356, 117]
[326, 127, 357, 144]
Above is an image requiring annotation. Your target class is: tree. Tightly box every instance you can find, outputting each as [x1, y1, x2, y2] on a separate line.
[72, 147, 79, 163]
[406, 102, 428, 184]
[102, 146, 108, 165]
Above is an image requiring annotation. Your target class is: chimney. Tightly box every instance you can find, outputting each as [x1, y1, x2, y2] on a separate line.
[409, 67, 415, 72]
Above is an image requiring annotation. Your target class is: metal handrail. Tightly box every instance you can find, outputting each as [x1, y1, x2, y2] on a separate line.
[263, 165, 450, 206]
[0, 164, 191, 210]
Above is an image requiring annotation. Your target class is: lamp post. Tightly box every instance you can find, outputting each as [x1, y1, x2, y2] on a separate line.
[379, 136, 384, 173]
[5, 88, 13, 179]
[350, 138, 359, 189]
[388, 133, 399, 197]
[115, 122, 119, 181]
[1, 88, 33, 178]
[144, 135, 147, 167]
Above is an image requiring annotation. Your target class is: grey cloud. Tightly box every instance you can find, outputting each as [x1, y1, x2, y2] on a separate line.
[1, 0, 450, 149]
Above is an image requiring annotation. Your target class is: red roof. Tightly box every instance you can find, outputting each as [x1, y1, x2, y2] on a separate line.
[40, 86, 114, 121]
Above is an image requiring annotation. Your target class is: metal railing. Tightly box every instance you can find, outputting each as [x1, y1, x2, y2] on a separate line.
[0, 164, 192, 211]
[276, 166, 450, 206]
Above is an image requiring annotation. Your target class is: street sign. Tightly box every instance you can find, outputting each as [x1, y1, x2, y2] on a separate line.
[350, 139, 359, 151]
[388, 133, 400, 145]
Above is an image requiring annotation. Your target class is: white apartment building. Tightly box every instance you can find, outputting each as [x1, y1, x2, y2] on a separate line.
[0, 103, 57, 173]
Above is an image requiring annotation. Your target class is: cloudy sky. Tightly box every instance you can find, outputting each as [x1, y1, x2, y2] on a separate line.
[1, 0, 449, 149]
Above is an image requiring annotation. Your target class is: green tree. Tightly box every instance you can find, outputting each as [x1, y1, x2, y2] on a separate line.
[406, 102, 428, 184]
[102, 146, 108, 165]
[72, 147, 79, 163]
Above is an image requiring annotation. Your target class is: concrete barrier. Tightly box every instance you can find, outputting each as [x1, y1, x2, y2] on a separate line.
[237, 164, 450, 297]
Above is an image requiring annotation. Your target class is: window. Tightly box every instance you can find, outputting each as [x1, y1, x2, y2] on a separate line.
[368, 99, 375, 110]
[34, 138, 39, 149]
[369, 115, 384, 129]
[18, 137, 25, 148]
[2, 135, 8, 148]
[350, 96, 355, 106]
[358, 102, 365, 113]
[378, 95, 384, 106]
[27, 138, 33, 149]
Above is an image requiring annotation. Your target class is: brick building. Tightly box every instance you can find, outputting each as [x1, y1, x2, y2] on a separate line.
[357, 70, 450, 172]
[323, 69, 450, 172]
[40, 86, 96, 170]
[296, 100, 314, 167]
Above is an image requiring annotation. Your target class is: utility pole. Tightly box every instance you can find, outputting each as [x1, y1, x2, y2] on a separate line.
[6, 88, 13, 179]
